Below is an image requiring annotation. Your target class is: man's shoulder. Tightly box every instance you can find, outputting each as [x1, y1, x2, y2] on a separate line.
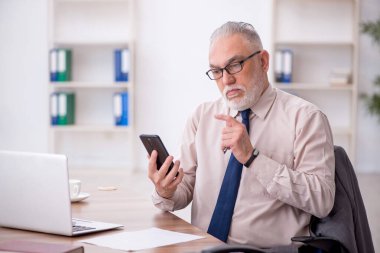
[275, 88, 321, 114]
[185, 98, 225, 130]
[193, 97, 226, 116]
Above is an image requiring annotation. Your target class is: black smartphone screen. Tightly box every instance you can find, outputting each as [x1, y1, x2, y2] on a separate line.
[139, 134, 175, 175]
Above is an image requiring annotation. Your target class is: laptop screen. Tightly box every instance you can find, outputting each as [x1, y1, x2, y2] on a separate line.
[0, 151, 73, 235]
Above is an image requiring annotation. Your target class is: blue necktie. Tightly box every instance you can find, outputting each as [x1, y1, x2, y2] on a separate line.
[207, 109, 251, 242]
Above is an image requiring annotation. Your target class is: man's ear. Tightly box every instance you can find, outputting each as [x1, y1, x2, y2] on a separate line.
[260, 50, 270, 72]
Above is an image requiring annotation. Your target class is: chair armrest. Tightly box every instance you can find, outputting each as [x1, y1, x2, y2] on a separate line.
[201, 244, 265, 253]
[292, 236, 345, 253]
[201, 244, 299, 253]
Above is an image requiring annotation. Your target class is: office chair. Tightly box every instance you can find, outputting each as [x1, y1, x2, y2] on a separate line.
[202, 146, 375, 253]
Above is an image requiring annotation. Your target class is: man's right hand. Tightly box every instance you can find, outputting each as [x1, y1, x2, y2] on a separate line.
[147, 150, 184, 199]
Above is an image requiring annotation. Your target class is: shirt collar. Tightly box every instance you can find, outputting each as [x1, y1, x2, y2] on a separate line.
[228, 85, 277, 119]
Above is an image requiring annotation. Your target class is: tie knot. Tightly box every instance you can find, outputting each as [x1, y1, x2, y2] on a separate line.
[240, 109, 251, 121]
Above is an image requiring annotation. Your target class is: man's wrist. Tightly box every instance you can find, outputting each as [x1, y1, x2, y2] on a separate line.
[157, 188, 175, 199]
[244, 148, 260, 167]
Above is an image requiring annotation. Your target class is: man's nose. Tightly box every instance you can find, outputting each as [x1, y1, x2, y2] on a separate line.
[222, 69, 236, 85]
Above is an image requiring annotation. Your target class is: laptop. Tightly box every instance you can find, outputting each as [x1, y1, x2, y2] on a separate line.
[0, 150, 124, 236]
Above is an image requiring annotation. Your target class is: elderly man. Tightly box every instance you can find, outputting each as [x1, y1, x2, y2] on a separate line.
[147, 21, 335, 248]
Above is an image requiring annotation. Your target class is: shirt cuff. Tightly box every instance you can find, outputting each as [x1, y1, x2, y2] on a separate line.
[151, 189, 175, 211]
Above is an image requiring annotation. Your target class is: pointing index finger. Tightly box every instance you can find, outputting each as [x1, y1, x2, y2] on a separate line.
[215, 114, 239, 126]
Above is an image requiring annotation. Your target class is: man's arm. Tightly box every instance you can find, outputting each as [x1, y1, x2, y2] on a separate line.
[252, 111, 335, 218]
[147, 150, 183, 199]
[150, 112, 199, 212]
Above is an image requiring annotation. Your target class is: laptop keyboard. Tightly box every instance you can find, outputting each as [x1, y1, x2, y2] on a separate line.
[73, 225, 95, 232]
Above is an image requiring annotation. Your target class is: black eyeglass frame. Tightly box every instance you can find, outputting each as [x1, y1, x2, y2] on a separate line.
[206, 50, 262, 80]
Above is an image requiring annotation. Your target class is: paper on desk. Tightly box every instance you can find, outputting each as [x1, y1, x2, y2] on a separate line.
[80, 227, 204, 251]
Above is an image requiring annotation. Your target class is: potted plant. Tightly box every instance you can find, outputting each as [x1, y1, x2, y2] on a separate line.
[361, 18, 380, 120]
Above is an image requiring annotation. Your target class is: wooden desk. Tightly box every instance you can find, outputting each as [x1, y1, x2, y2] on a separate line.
[0, 168, 223, 252]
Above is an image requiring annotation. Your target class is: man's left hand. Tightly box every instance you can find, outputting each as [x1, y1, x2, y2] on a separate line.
[215, 114, 253, 164]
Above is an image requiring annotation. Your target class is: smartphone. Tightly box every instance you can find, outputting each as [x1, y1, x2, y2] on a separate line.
[139, 134, 175, 175]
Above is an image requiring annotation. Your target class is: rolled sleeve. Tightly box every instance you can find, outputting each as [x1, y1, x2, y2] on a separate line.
[251, 111, 335, 218]
[151, 189, 175, 211]
[252, 153, 279, 190]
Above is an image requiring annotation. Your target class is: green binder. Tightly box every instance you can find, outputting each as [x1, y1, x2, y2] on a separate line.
[57, 49, 72, 82]
[58, 93, 75, 125]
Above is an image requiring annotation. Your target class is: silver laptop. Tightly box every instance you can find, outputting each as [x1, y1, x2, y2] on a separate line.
[0, 150, 124, 236]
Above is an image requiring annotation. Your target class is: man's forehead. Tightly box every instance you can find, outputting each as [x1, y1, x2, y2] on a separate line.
[209, 35, 250, 67]
[210, 34, 248, 51]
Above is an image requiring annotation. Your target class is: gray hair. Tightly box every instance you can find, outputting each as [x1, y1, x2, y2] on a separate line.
[210, 21, 263, 50]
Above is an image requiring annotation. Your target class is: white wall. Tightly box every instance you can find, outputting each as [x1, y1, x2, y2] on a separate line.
[134, 0, 272, 168]
[0, 0, 48, 153]
[0, 0, 380, 172]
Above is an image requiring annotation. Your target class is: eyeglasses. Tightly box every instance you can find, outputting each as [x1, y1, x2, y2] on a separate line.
[206, 50, 261, 80]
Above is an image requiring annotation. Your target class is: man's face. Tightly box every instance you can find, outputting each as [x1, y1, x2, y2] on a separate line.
[208, 34, 268, 110]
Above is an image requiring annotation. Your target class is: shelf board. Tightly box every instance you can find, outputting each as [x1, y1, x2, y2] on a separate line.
[273, 0, 358, 2]
[55, 0, 128, 2]
[49, 82, 130, 89]
[50, 125, 131, 132]
[274, 41, 354, 47]
[332, 127, 352, 135]
[274, 83, 353, 91]
[52, 39, 130, 47]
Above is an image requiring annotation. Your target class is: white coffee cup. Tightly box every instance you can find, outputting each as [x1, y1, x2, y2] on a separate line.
[69, 179, 81, 198]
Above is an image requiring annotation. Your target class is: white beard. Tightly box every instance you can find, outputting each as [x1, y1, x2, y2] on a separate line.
[222, 77, 265, 111]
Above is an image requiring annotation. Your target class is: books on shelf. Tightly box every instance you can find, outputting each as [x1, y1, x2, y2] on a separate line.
[329, 68, 352, 86]
[50, 92, 75, 126]
[50, 92, 59, 125]
[49, 47, 131, 128]
[274, 49, 293, 83]
[0, 240, 84, 253]
[113, 92, 128, 126]
[50, 49, 58, 82]
[50, 48, 72, 82]
[114, 48, 130, 82]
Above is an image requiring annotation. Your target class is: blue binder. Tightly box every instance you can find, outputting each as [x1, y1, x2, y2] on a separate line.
[114, 92, 128, 126]
[49, 49, 58, 82]
[282, 49, 293, 83]
[114, 49, 129, 82]
[50, 93, 59, 125]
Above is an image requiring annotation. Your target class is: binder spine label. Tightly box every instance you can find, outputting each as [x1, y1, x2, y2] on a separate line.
[114, 94, 122, 118]
[58, 49, 66, 72]
[57, 49, 72, 82]
[274, 50, 283, 82]
[50, 49, 58, 82]
[58, 93, 67, 125]
[121, 49, 129, 72]
[114, 92, 128, 126]
[115, 48, 129, 82]
[50, 93, 58, 125]
[282, 49, 293, 83]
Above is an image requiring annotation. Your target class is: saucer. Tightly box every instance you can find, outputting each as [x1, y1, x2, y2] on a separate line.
[71, 192, 90, 203]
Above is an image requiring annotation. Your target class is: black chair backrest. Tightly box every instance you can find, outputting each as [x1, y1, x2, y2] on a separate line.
[306, 146, 375, 253]
[202, 146, 375, 253]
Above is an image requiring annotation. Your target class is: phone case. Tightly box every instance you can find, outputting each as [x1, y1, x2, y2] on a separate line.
[139, 134, 174, 174]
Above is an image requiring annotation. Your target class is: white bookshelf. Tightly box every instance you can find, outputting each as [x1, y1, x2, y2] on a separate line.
[272, 0, 359, 161]
[48, 0, 135, 169]
[49, 125, 132, 133]
[274, 83, 354, 91]
[49, 82, 131, 89]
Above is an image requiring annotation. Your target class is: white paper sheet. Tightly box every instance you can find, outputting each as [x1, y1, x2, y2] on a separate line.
[80, 227, 204, 251]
